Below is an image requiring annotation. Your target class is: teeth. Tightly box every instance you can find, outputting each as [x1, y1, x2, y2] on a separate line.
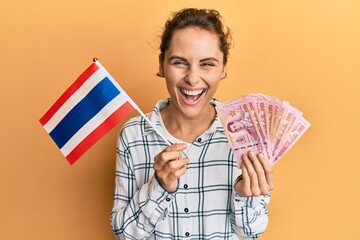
[181, 89, 204, 95]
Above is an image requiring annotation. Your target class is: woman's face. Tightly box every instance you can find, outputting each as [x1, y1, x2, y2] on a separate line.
[160, 27, 227, 119]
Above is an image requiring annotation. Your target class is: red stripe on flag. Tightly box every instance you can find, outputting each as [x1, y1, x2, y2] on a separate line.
[65, 101, 135, 165]
[39, 63, 100, 126]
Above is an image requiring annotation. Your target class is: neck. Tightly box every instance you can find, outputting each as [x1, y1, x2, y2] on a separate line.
[161, 102, 216, 143]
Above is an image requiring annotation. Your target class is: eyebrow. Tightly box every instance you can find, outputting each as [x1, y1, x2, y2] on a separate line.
[168, 56, 188, 62]
[200, 57, 219, 63]
[168, 56, 219, 63]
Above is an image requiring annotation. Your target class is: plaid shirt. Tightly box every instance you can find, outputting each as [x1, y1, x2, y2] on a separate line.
[110, 99, 270, 240]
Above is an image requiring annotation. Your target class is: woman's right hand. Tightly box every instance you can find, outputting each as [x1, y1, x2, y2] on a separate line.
[153, 143, 189, 193]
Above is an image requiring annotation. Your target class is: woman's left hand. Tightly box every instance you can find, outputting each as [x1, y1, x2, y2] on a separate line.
[234, 151, 275, 197]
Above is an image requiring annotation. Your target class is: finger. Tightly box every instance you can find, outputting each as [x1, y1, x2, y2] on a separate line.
[239, 163, 251, 196]
[163, 143, 187, 152]
[155, 157, 189, 180]
[169, 162, 188, 179]
[154, 150, 183, 170]
[248, 151, 265, 176]
[166, 158, 189, 172]
[248, 151, 269, 194]
[242, 152, 260, 196]
[157, 158, 188, 192]
[258, 153, 275, 190]
[153, 154, 168, 171]
[155, 143, 187, 165]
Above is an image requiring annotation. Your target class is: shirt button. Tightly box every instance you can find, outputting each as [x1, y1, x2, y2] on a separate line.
[184, 208, 189, 213]
[197, 138, 202, 142]
[166, 197, 171, 202]
[185, 232, 190, 237]
[183, 184, 188, 189]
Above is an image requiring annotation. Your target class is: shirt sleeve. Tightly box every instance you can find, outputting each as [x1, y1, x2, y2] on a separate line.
[232, 191, 271, 239]
[110, 131, 175, 240]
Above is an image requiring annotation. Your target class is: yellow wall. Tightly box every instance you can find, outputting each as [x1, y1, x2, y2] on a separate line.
[1, 0, 359, 239]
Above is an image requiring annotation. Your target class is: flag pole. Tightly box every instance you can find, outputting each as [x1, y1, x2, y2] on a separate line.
[93, 58, 172, 147]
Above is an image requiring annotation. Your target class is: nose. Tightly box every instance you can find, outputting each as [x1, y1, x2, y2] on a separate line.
[185, 66, 200, 86]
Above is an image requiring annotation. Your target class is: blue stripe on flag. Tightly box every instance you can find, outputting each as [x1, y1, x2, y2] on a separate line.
[49, 77, 120, 148]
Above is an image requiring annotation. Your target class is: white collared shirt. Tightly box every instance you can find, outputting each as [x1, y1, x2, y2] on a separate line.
[111, 99, 270, 239]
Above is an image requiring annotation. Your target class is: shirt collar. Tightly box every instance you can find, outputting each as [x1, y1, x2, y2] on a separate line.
[143, 98, 225, 137]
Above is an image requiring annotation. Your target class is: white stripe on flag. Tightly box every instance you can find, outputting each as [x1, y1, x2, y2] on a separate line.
[59, 93, 128, 156]
[96, 61, 138, 108]
[43, 69, 107, 133]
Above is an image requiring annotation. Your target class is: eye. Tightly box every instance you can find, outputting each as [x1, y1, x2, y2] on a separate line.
[169, 57, 189, 67]
[172, 60, 188, 66]
[174, 60, 185, 65]
[201, 62, 216, 67]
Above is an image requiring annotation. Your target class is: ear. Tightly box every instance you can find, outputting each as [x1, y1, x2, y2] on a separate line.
[221, 65, 227, 80]
[157, 54, 165, 78]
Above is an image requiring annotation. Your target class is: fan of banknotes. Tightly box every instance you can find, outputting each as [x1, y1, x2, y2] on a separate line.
[216, 93, 310, 167]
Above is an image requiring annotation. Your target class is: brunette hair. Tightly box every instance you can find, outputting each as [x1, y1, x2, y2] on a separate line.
[159, 8, 232, 64]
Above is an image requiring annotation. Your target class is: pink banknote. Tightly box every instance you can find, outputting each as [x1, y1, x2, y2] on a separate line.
[216, 98, 264, 167]
[216, 93, 310, 167]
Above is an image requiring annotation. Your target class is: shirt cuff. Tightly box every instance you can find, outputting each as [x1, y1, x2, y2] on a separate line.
[233, 192, 271, 208]
[148, 175, 176, 203]
[142, 176, 176, 229]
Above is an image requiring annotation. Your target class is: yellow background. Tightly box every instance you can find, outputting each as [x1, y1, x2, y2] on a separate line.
[1, 0, 359, 239]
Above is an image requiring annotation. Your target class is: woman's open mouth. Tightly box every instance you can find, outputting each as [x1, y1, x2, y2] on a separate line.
[179, 88, 205, 105]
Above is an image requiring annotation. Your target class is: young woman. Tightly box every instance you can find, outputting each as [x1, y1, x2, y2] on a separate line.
[110, 8, 274, 239]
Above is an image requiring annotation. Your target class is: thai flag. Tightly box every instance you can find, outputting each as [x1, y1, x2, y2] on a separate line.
[39, 60, 137, 165]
